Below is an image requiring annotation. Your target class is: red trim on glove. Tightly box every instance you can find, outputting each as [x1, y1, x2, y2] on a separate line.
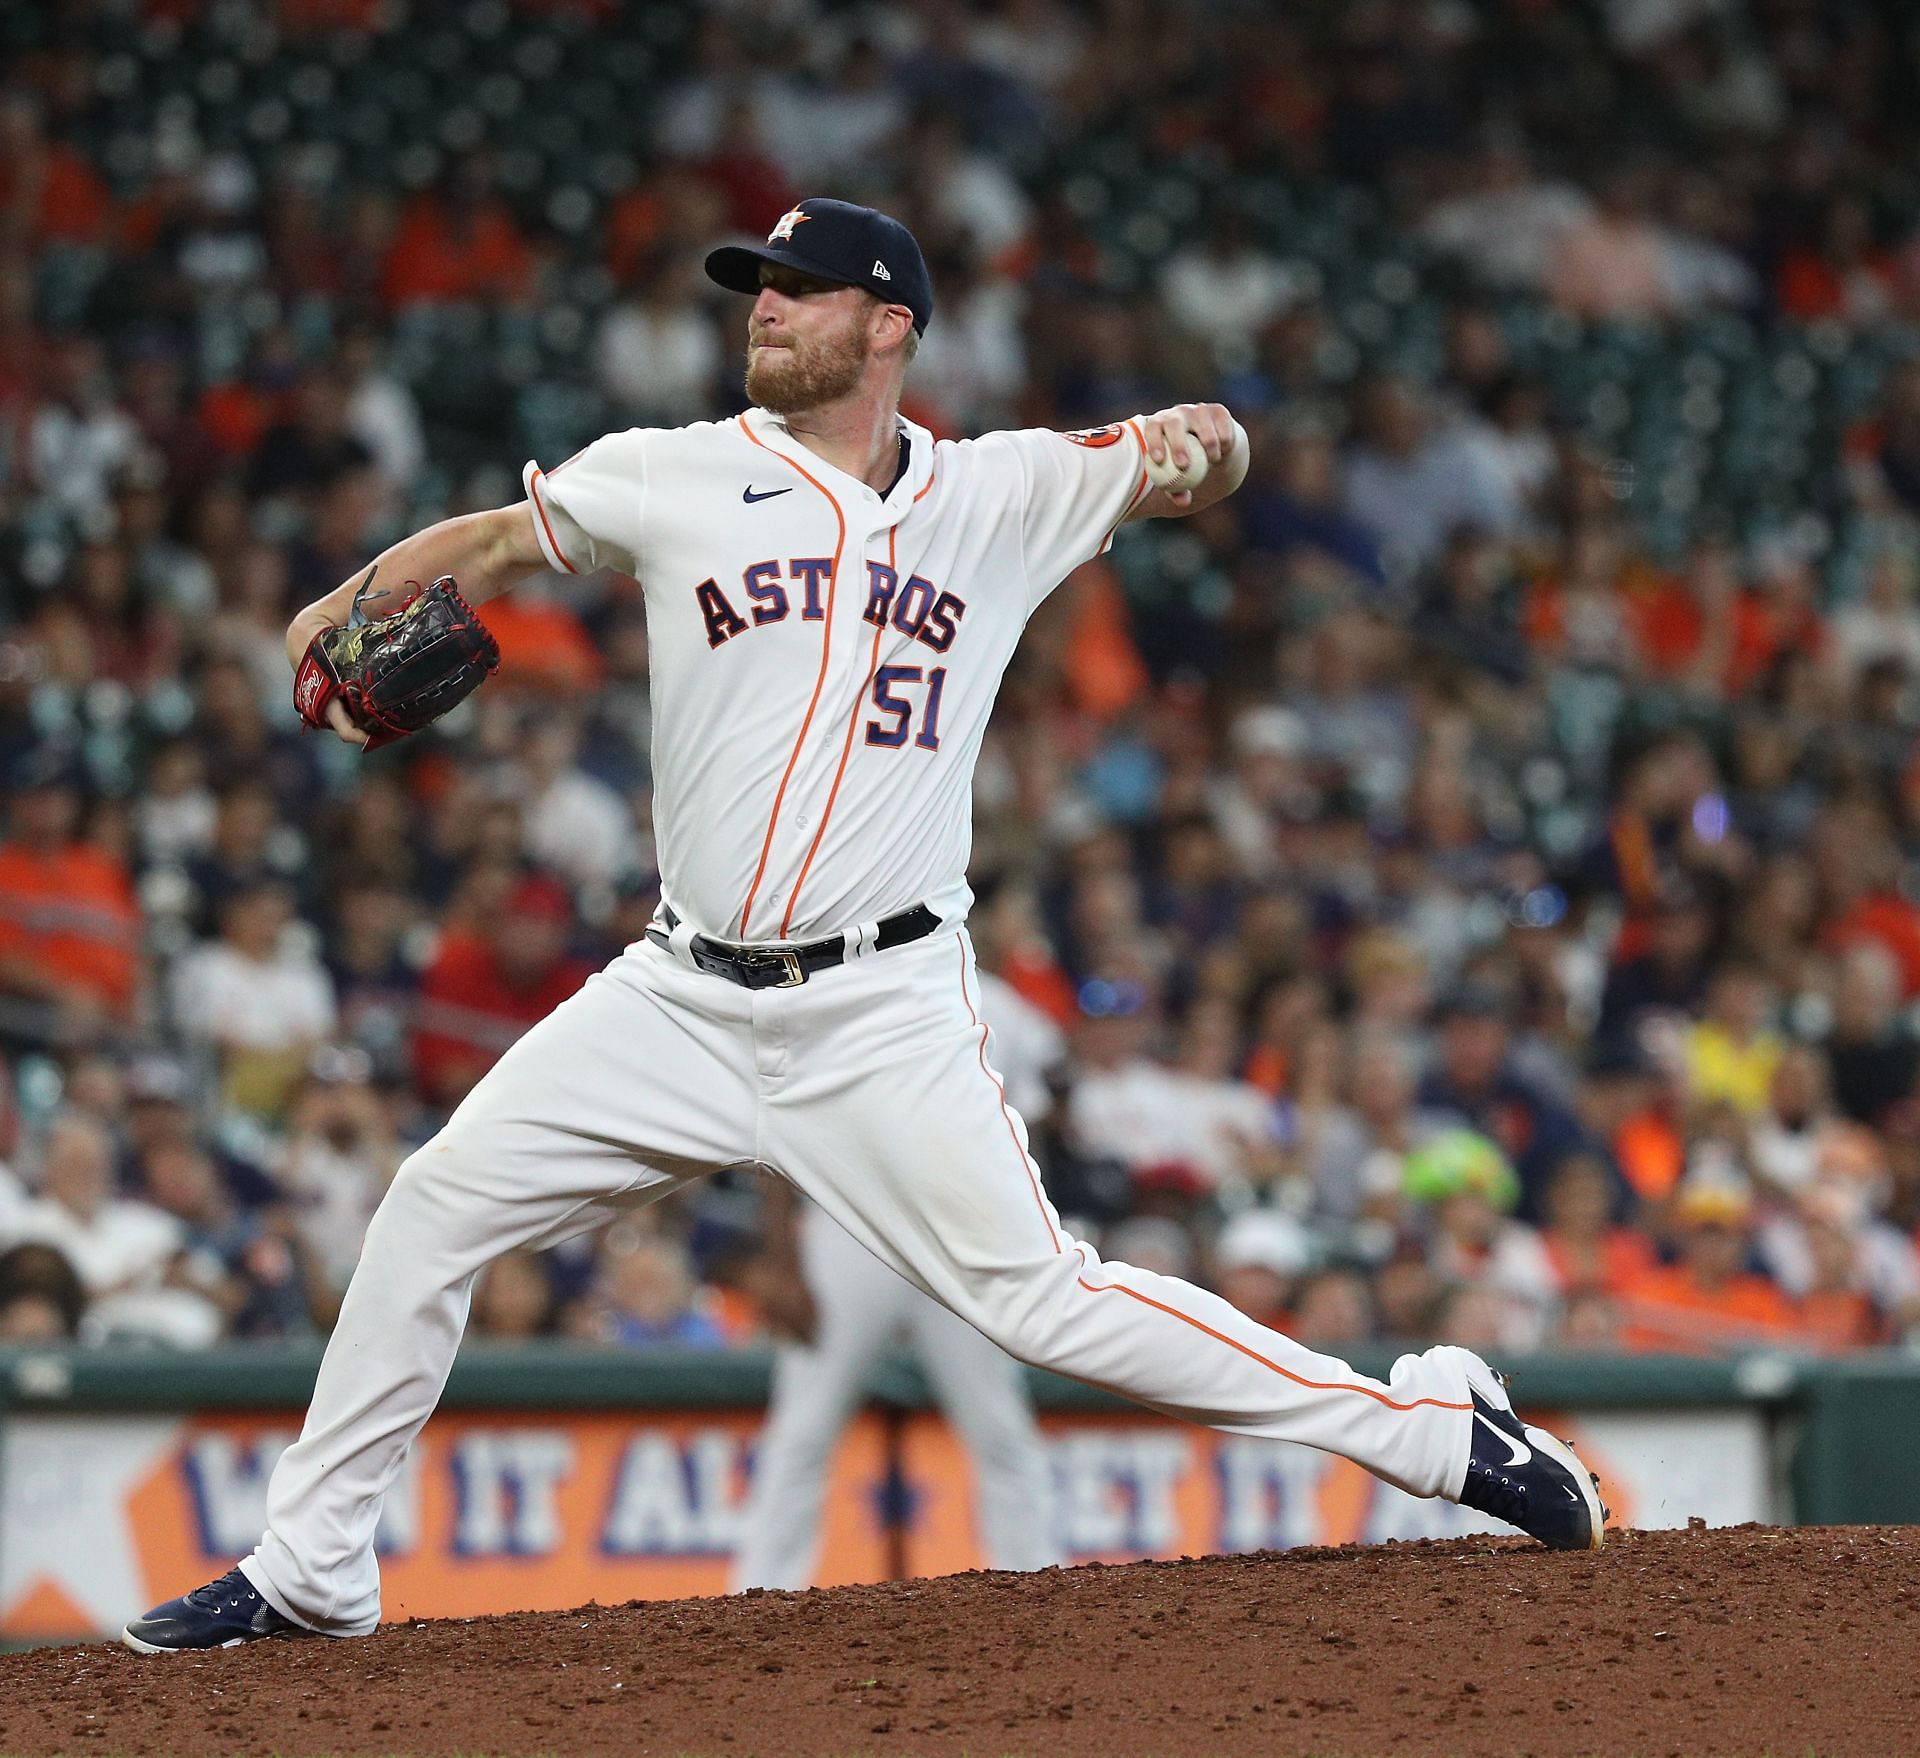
[293, 641, 345, 732]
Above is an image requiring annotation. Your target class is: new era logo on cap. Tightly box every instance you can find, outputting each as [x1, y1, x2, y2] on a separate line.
[871, 260, 891, 281]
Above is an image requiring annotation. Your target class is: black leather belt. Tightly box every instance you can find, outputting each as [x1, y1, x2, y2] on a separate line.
[646, 902, 940, 990]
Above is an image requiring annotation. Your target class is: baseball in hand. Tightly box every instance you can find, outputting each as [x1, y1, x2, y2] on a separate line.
[1144, 431, 1211, 494]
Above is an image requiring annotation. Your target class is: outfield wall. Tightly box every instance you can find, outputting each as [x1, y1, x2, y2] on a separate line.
[1, 1344, 1908, 1642]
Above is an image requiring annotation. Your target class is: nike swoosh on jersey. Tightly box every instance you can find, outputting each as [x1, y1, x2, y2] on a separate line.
[742, 485, 794, 503]
[1475, 1413, 1532, 1468]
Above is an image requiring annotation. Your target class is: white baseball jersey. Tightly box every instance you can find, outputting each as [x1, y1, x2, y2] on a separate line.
[521, 408, 1152, 942]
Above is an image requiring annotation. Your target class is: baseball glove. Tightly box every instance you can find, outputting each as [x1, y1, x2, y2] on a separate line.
[293, 572, 500, 750]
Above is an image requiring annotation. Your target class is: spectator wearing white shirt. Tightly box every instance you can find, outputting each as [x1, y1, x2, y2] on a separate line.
[1420, 137, 1593, 291]
[594, 253, 724, 426]
[1748, 1042, 1842, 1199]
[1159, 209, 1297, 369]
[1303, 1030, 1454, 1225]
[1830, 547, 1920, 687]
[339, 321, 426, 499]
[904, 110, 1034, 260]
[12, 1112, 182, 1299]
[24, 334, 139, 526]
[1659, 171, 1762, 315]
[1759, 1174, 1920, 1343]
[277, 1047, 404, 1323]
[1209, 706, 1312, 884]
[1343, 375, 1519, 578]
[513, 715, 637, 895]
[0, 1157, 27, 1238]
[173, 880, 338, 1123]
[1066, 977, 1278, 1201]
[1462, 376, 1559, 532]
[966, 0, 1087, 102]
[758, 38, 906, 182]
[134, 739, 218, 870]
[905, 245, 1027, 434]
[653, 15, 773, 161]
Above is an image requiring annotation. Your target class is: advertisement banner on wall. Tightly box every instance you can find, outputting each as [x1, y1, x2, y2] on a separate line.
[0, 1404, 1772, 1641]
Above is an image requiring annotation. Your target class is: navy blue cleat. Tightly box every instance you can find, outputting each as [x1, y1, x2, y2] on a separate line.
[122, 1566, 310, 1654]
[1456, 1358, 1608, 1551]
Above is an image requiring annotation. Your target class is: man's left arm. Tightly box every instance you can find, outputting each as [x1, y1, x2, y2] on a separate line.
[1123, 402, 1251, 522]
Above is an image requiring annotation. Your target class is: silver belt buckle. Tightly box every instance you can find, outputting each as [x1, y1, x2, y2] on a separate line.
[768, 948, 806, 988]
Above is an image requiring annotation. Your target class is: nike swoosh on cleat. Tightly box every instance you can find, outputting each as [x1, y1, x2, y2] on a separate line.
[1475, 1414, 1532, 1468]
[743, 486, 793, 503]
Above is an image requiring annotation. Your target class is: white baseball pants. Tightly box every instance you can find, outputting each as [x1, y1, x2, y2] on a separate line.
[242, 930, 1476, 1635]
[730, 1203, 1061, 1589]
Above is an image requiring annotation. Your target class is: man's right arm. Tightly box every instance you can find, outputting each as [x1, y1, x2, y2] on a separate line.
[284, 500, 548, 744]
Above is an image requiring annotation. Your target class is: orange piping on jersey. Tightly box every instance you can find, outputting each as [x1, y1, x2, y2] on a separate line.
[526, 468, 580, 575]
[955, 938, 1472, 1417]
[1081, 419, 1153, 568]
[1070, 1276, 1470, 1412]
[779, 516, 916, 937]
[736, 414, 847, 939]
[1122, 416, 1153, 510]
[1117, 415, 1154, 518]
[958, 934, 1061, 1251]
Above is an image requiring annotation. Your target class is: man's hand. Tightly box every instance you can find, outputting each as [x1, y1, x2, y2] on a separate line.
[287, 585, 382, 746]
[291, 575, 500, 752]
[1127, 403, 1250, 520]
[284, 502, 547, 745]
[315, 700, 369, 746]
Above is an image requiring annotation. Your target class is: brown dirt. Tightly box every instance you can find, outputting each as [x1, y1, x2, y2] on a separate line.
[3, 1525, 1916, 1757]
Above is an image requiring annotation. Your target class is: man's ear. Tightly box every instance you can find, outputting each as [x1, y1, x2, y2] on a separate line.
[872, 302, 915, 355]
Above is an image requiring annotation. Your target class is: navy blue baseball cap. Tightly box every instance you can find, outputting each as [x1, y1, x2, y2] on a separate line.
[705, 198, 934, 335]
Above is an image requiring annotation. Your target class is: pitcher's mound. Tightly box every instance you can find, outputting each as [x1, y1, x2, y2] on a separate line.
[5, 1525, 1916, 1756]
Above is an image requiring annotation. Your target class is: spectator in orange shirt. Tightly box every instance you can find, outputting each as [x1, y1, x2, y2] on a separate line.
[1813, 797, 1920, 1002]
[1774, 192, 1896, 326]
[1776, 1184, 1888, 1352]
[1539, 1150, 1655, 1298]
[410, 872, 592, 1110]
[380, 152, 533, 309]
[0, 751, 142, 1044]
[477, 590, 605, 696]
[0, 91, 112, 247]
[1624, 536, 1718, 682]
[1619, 1180, 1800, 1353]
[1724, 543, 1828, 700]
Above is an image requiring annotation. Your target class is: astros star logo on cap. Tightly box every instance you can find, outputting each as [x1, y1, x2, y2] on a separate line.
[768, 208, 812, 243]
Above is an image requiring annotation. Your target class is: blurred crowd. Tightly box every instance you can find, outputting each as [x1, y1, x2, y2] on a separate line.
[4, 0, 1920, 1356]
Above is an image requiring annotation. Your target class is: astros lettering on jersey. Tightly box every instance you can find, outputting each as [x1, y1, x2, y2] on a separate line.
[521, 412, 1150, 943]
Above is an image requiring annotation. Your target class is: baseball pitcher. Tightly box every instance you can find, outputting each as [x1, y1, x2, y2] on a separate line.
[127, 198, 1602, 1652]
